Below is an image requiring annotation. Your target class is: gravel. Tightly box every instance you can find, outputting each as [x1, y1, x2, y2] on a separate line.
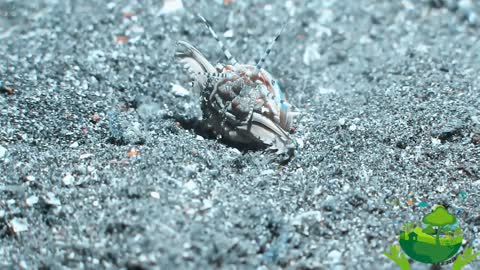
[1, 0, 480, 269]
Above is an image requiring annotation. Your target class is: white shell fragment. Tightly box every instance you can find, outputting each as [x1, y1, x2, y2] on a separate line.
[62, 174, 75, 186]
[43, 192, 61, 206]
[171, 83, 190, 97]
[26, 195, 39, 207]
[159, 0, 184, 15]
[69, 142, 79, 148]
[79, 153, 93, 160]
[303, 44, 321, 66]
[150, 191, 160, 199]
[8, 218, 29, 234]
[0, 145, 7, 159]
[223, 29, 234, 38]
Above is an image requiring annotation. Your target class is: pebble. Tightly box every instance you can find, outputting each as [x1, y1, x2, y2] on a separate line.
[467, 12, 477, 26]
[75, 164, 87, 175]
[43, 192, 61, 206]
[264, 4, 273, 12]
[327, 250, 342, 264]
[431, 137, 442, 146]
[291, 211, 323, 226]
[296, 138, 304, 149]
[79, 153, 93, 159]
[106, 2, 116, 10]
[9, 218, 29, 233]
[201, 199, 213, 210]
[159, 0, 184, 15]
[18, 260, 29, 269]
[150, 191, 160, 199]
[0, 145, 6, 159]
[285, 0, 296, 16]
[87, 166, 95, 173]
[436, 185, 446, 193]
[313, 185, 324, 196]
[318, 9, 335, 24]
[26, 195, 39, 207]
[318, 87, 336, 94]
[184, 164, 198, 177]
[171, 83, 190, 97]
[184, 180, 198, 192]
[458, 0, 474, 14]
[69, 141, 79, 148]
[342, 183, 351, 192]
[472, 115, 480, 125]
[303, 44, 321, 66]
[62, 174, 75, 186]
[223, 29, 234, 38]
[228, 148, 242, 155]
[261, 169, 275, 175]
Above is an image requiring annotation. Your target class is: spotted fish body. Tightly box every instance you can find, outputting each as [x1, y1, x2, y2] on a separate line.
[175, 15, 297, 156]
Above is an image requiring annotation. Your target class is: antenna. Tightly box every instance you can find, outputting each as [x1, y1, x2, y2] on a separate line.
[253, 20, 288, 75]
[196, 14, 239, 66]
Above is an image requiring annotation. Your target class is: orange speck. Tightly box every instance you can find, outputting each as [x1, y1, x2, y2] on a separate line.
[407, 199, 413, 205]
[128, 149, 140, 157]
[224, 0, 234, 5]
[116, 35, 129, 43]
[123, 12, 134, 18]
